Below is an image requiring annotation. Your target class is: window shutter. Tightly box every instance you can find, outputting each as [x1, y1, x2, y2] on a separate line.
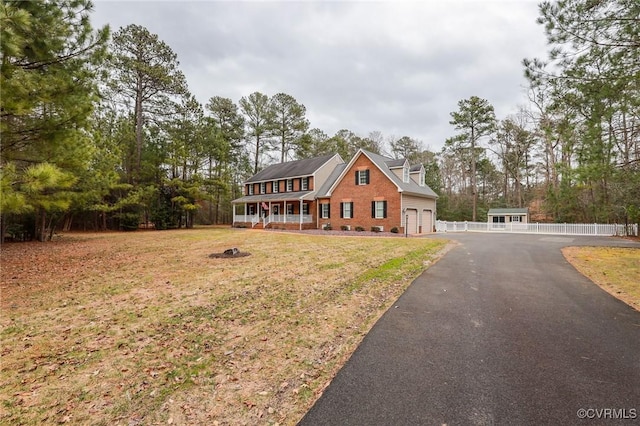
[340, 202, 344, 218]
[383, 201, 387, 218]
[365, 170, 370, 184]
[371, 201, 375, 218]
[355, 171, 359, 185]
[350, 202, 354, 217]
[327, 203, 331, 219]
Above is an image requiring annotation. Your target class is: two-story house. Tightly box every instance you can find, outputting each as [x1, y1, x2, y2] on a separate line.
[232, 149, 438, 234]
[232, 153, 344, 230]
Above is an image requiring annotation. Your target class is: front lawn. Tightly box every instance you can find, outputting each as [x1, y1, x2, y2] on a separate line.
[563, 246, 640, 311]
[0, 228, 447, 425]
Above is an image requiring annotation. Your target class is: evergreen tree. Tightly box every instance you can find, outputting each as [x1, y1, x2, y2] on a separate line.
[268, 93, 309, 163]
[107, 24, 188, 184]
[0, 0, 108, 241]
[448, 96, 497, 221]
[239, 92, 273, 173]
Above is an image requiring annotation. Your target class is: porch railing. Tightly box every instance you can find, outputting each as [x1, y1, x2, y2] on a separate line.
[233, 213, 313, 226]
[267, 214, 313, 224]
[435, 220, 638, 237]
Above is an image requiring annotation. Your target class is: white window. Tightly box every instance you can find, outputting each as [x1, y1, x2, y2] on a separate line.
[248, 184, 254, 195]
[321, 203, 330, 219]
[272, 181, 278, 193]
[511, 216, 521, 222]
[403, 165, 409, 183]
[301, 177, 308, 190]
[286, 179, 293, 192]
[302, 203, 309, 215]
[341, 202, 353, 219]
[260, 182, 266, 194]
[419, 168, 425, 187]
[356, 170, 369, 185]
[373, 201, 386, 219]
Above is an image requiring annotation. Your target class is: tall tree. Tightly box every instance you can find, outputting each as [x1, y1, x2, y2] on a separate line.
[524, 0, 640, 223]
[0, 0, 108, 241]
[239, 92, 273, 173]
[268, 93, 309, 163]
[206, 96, 245, 223]
[448, 96, 497, 221]
[107, 24, 187, 184]
[492, 112, 535, 208]
[390, 136, 422, 162]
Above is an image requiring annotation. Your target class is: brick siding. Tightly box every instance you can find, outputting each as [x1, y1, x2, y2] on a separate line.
[322, 153, 403, 232]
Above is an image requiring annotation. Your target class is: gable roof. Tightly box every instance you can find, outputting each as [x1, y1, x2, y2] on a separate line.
[326, 149, 438, 198]
[246, 153, 338, 183]
[488, 208, 529, 215]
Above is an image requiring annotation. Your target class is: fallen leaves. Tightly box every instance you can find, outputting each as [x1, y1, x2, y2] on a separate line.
[0, 228, 446, 425]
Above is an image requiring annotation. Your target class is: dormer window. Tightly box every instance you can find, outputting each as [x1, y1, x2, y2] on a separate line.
[403, 164, 409, 183]
[419, 168, 425, 187]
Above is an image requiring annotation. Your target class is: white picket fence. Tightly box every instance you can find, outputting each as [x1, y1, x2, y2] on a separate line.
[435, 220, 638, 237]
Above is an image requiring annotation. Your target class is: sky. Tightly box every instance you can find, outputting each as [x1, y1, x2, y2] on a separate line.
[91, 0, 550, 153]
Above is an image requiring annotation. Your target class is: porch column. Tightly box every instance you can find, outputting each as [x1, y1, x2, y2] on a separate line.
[299, 199, 303, 230]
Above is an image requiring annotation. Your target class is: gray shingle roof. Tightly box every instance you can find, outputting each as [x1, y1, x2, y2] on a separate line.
[232, 191, 314, 204]
[488, 208, 529, 215]
[384, 158, 406, 168]
[361, 150, 438, 198]
[246, 154, 337, 182]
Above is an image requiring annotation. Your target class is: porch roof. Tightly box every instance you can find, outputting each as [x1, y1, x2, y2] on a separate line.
[231, 191, 314, 204]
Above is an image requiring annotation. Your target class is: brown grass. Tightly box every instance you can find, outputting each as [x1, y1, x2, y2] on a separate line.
[0, 228, 448, 425]
[563, 246, 640, 311]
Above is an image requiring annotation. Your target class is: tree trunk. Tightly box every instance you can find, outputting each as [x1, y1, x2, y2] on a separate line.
[135, 75, 144, 183]
[470, 127, 477, 222]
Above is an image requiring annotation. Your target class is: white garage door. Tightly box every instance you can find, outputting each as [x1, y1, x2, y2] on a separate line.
[421, 210, 432, 234]
[406, 210, 418, 234]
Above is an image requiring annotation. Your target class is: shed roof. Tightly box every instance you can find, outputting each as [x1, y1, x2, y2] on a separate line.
[487, 208, 529, 215]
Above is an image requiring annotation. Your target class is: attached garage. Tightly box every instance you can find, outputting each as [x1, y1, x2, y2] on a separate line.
[421, 209, 433, 234]
[405, 209, 418, 234]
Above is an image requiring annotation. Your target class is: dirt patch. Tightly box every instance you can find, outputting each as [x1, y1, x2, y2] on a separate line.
[209, 251, 252, 259]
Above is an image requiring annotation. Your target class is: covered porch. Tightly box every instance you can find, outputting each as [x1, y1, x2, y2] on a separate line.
[232, 192, 316, 230]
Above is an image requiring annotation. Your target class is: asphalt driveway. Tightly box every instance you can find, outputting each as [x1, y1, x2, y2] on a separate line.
[299, 233, 640, 425]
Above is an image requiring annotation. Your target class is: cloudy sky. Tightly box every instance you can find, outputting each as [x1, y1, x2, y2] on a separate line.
[91, 0, 550, 152]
